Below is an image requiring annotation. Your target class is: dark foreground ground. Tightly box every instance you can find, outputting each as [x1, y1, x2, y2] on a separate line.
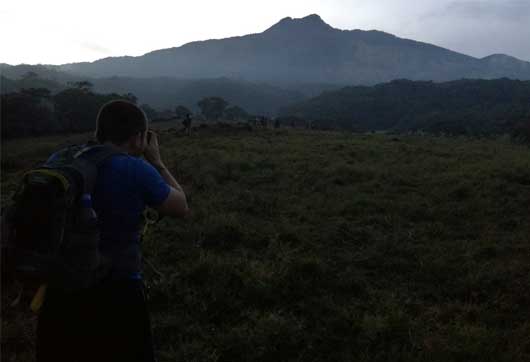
[2, 128, 530, 361]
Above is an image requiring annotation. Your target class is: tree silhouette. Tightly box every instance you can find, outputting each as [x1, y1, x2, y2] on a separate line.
[124, 92, 137, 104]
[21, 88, 51, 98]
[67, 81, 94, 92]
[141, 103, 158, 120]
[197, 97, 228, 121]
[22, 71, 38, 79]
[175, 105, 192, 119]
[224, 105, 248, 121]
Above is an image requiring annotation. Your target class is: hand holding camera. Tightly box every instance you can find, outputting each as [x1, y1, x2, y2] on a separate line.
[144, 130, 165, 171]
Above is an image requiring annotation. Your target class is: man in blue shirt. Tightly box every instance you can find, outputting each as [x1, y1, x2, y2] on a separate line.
[36, 100, 189, 362]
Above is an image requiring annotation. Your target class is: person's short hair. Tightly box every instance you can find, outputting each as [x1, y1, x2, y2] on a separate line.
[95, 100, 148, 144]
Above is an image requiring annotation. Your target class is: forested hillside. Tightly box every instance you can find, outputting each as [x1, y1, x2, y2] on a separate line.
[3, 78, 530, 140]
[283, 79, 530, 137]
[0, 71, 307, 116]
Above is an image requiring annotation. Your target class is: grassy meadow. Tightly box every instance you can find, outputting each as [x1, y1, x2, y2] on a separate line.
[2, 127, 530, 361]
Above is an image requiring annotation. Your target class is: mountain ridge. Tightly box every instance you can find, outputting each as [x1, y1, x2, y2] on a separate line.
[47, 14, 530, 84]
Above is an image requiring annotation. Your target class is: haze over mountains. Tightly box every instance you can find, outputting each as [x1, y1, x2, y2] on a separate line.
[55, 14, 530, 84]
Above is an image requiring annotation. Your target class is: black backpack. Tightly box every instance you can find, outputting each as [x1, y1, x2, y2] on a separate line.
[1, 143, 124, 296]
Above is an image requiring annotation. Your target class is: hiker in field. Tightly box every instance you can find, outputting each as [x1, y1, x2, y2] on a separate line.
[182, 113, 192, 136]
[36, 100, 189, 362]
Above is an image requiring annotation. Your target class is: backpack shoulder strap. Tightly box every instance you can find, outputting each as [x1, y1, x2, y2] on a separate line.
[71, 145, 127, 194]
[74, 144, 126, 166]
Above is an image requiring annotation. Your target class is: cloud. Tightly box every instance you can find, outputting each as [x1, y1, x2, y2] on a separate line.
[81, 42, 111, 55]
[3, 0, 529, 64]
[442, 0, 530, 21]
[409, 0, 530, 61]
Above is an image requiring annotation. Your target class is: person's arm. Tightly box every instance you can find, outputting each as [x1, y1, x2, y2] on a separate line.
[152, 163, 189, 218]
[151, 162, 182, 192]
[144, 131, 189, 218]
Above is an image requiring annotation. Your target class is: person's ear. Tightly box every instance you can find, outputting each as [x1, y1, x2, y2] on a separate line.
[141, 131, 148, 145]
[127, 132, 142, 152]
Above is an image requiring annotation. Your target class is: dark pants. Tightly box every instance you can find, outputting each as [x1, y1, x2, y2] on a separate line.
[36, 279, 156, 362]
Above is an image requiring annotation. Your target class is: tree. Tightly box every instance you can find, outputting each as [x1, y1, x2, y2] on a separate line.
[123, 92, 137, 104]
[21, 87, 51, 98]
[224, 105, 248, 121]
[22, 71, 38, 79]
[175, 105, 192, 119]
[67, 81, 94, 93]
[2, 90, 55, 138]
[54, 89, 137, 132]
[140, 103, 158, 121]
[197, 97, 228, 121]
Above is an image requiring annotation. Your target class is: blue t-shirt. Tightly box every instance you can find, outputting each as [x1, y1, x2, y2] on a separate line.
[92, 154, 171, 280]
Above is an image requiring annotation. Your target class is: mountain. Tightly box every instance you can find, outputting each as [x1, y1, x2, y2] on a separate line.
[56, 14, 530, 84]
[479, 54, 530, 79]
[4, 15, 530, 115]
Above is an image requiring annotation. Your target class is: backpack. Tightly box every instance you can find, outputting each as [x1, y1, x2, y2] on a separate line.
[1, 143, 124, 299]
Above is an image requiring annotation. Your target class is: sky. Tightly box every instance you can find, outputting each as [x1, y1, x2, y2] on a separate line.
[1, 0, 529, 65]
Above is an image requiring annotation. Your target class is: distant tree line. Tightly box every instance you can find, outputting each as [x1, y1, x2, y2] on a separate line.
[1, 82, 254, 139]
[1, 82, 141, 139]
[1, 71, 304, 117]
[197, 96, 250, 121]
[283, 78, 530, 139]
[5, 78, 530, 141]
[1, 82, 193, 139]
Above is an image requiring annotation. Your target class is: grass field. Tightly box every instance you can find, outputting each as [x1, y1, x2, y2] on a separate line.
[2, 127, 530, 361]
